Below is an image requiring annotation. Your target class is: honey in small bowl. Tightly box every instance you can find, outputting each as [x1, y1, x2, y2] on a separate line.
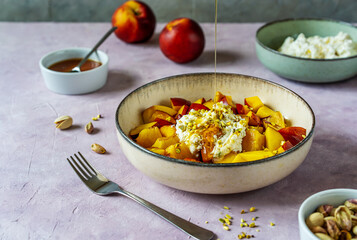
[48, 58, 102, 72]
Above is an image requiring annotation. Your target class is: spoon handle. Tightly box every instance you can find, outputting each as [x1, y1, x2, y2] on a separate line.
[77, 26, 117, 69]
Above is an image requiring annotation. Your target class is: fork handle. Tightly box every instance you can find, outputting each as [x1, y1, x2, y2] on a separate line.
[115, 189, 215, 240]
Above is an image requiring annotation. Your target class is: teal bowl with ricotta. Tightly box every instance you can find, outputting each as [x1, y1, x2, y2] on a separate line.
[256, 18, 357, 83]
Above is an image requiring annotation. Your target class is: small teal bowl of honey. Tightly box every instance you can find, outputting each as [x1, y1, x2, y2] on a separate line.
[39, 48, 109, 95]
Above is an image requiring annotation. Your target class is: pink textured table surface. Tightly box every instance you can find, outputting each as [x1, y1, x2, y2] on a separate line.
[0, 22, 356, 240]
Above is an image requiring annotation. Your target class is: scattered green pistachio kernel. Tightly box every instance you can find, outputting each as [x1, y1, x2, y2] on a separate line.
[224, 206, 230, 210]
[250, 207, 256, 212]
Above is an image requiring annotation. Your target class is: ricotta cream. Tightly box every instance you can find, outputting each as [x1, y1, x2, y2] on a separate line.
[278, 32, 357, 59]
[175, 102, 247, 161]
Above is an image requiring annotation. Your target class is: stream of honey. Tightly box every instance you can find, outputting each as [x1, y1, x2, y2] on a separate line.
[214, 0, 218, 92]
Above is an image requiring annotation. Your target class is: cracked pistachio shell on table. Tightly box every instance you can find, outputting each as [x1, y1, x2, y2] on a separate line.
[91, 143, 106, 154]
[54, 115, 73, 129]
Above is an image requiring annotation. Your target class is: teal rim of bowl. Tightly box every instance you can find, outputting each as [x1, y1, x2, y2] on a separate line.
[256, 18, 357, 62]
[115, 72, 315, 168]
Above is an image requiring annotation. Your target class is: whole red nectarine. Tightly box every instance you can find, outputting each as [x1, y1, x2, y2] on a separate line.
[159, 18, 205, 63]
[112, 0, 156, 43]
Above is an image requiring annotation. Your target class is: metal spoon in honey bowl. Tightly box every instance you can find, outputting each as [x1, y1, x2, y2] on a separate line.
[71, 26, 117, 73]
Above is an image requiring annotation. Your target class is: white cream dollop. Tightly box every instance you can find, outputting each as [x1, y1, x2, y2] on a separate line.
[278, 32, 357, 59]
[175, 102, 247, 161]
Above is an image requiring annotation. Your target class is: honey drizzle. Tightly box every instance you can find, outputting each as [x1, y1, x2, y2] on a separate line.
[214, 0, 218, 92]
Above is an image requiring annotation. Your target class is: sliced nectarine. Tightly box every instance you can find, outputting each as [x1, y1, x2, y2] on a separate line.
[136, 126, 162, 148]
[214, 91, 224, 103]
[193, 97, 206, 104]
[149, 111, 176, 124]
[203, 99, 214, 110]
[220, 95, 235, 108]
[188, 103, 210, 112]
[244, 96, 264, 113]
[165, 142, 194, 159]
[256, 106, 275, 118]
[147, 147, 165, 155]
[264, 126, 285, 151]
[282, 140, 294, 150]
[233, 150, 274, 163]
[151, 135, 180, 149]
[262, 111, 286, 131]
[236, 104, 244, 114]
[142, 105, 177, 123]
[129, 122, 158, 136]
[214, 152, 237, 163]
[154, 118, 173, 127]
[242, 129, 266, 151]
[170, 98, 191, 111]
[160, 125, 176, 137]
[246, 111, 261, 126]
[176, 104, 189, 119]
[278, 127, 306, 146]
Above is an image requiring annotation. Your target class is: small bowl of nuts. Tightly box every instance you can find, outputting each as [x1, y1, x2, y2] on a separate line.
[298, 188, 357, 240]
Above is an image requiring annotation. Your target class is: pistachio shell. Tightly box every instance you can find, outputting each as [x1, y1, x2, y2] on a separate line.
[335, 206, 352, 231]
[339, 230, 352, 240]
[85, 122, 94, 134]
[54, 115, 73, 129]
[311, 226, 328, 234]
[91, 143, 106, 154]
[306, 212, 324, 229]
[345, 199, 357, 212]
[324, 216, 340, 239]
[315, 233, 334, 240]
[353, 225, 357, 235]
[317, 205, 334, 217]
[352, 215, 357, 227]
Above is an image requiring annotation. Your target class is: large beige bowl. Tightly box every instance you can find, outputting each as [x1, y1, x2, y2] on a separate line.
[115, 73, 315, 194]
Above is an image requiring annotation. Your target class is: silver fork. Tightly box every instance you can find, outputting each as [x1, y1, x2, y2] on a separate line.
[67, 152, 215, 240]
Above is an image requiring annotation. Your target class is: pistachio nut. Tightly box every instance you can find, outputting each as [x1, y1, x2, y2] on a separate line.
[339, 230, 352, 240]
[306, 212, 324, 229]
[314, 233, 334, 240]
[85, 122, 94, 134]
[317, 205, 334, 217]
[324, 216, 341, 239]
[91, 143, 106, 154]
[311, 226, 328, 234]
[352, 215, 357, 227]
[335, 206, 352, 231]
[330, 208, 338, 217]
[353, 225, 357, 235]
[345, 199, 357, 212]
[54, 115, 73, 129]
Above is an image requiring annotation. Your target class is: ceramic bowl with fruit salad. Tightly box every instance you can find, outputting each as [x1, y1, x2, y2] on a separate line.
[115, 73, 315, 194]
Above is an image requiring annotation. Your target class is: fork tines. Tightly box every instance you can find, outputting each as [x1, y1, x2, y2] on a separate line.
[67, 152, 96, 180]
